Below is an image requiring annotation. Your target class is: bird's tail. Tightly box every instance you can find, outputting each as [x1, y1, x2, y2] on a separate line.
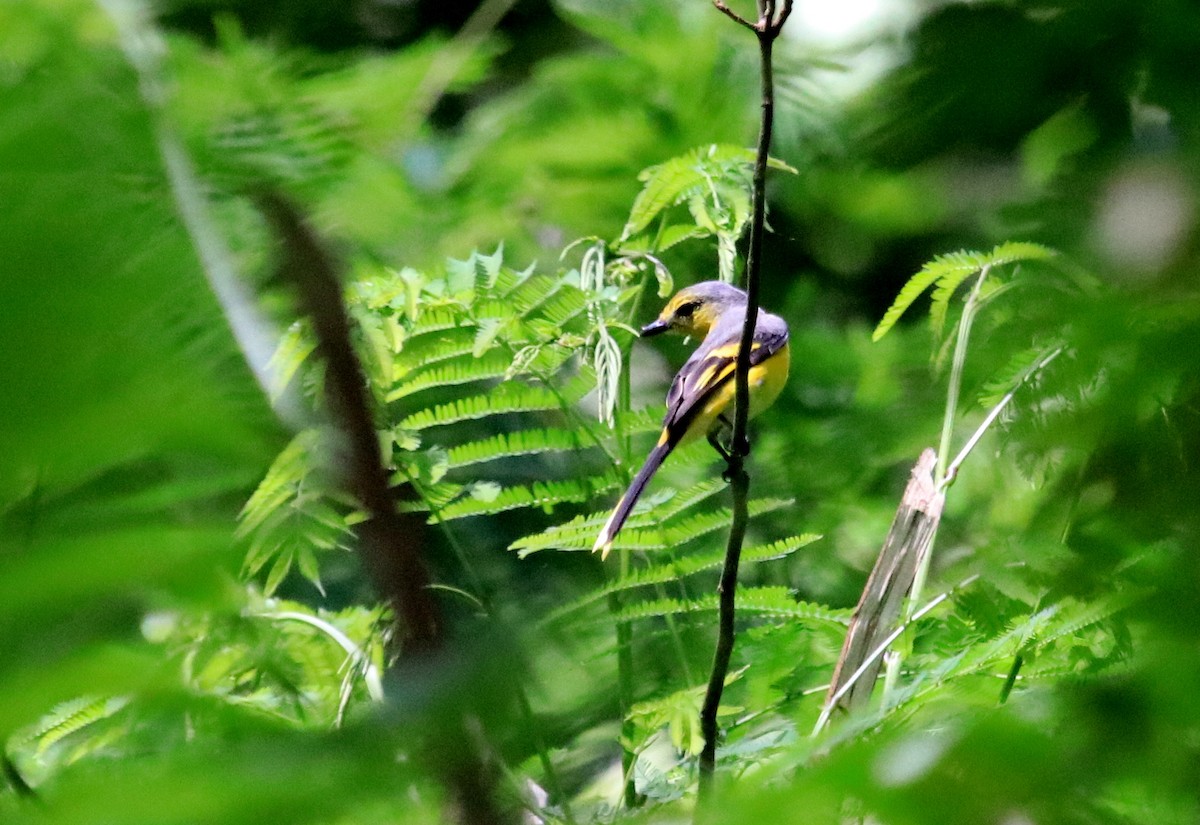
[593, 440, 673, 559]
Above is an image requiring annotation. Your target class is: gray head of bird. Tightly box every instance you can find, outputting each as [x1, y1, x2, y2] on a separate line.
[640, 281, 747, 339]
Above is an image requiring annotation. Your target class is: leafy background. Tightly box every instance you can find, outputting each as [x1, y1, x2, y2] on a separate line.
[2, 0, 1199, 823]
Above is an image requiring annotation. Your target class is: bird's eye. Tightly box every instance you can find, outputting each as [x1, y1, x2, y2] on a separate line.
[675, 301, 699, 319]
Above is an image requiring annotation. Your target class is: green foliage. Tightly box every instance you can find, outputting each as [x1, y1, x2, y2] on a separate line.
[619, 144, 798, 282]
[236, 246, 648, 595]
[871, 242, 1056, 343]
[5, 1, 1200, 824]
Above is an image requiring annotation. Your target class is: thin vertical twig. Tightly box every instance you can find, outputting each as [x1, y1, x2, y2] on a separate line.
[257, 192, 442, 655]
[256, 193, 514, 825]
[698, 0, 792, 800]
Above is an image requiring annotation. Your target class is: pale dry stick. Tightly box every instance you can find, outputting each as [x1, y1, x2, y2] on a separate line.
[827, 347, 1063, 719]
[818, 449, 944, 724]
[812, 573, 981, 734]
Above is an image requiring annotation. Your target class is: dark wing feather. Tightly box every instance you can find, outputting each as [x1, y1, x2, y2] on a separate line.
[660, 312, 788, 442]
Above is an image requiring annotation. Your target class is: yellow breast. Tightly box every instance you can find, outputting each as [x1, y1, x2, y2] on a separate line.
[679, 343, 790, 445]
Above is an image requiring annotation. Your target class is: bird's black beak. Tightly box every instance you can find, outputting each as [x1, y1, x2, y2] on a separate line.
[640, 319, 670, 338]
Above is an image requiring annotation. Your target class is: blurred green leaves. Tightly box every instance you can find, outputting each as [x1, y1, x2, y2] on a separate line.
[3, 0, 1200, 822]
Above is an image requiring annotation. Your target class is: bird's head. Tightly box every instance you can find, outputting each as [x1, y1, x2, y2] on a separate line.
[640, 281, 747, 339]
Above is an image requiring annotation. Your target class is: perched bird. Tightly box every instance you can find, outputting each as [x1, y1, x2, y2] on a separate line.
[593, 281, 790, 558]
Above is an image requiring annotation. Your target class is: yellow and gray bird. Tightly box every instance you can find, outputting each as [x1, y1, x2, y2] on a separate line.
[593, 281, 790, 558]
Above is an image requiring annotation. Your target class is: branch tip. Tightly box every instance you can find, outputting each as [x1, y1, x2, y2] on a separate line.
[713, 0, 755, 30]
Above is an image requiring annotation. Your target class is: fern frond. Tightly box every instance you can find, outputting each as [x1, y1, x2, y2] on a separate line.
[611, 498, 793, 553]
[608, 586, 849, 626]
[647, 477, 729, 522]
[470, 299, 521, 322]
[508, 510, 611, 556]
[1029, 591, 1143, 651]
[509, 274, 569, 318]
[400, 384, 566, 431]
[265, 320, 315, 401]
[406, 306, 464, 336]
[386, 351, 513, 401]
[545, 535, 821, 621]
[437, 475, 620, 521]
[392, 328, 478, 374]
[977, 342, 1065, 409]
[29, 696, 128, 756]
[537, 284, 590, 329]
[444, 427, 590, 470]
[872, 252, 983, 342]
[492, 261, 535, 298]
[621, 144, 794, 240]
[874, 242, 1056, 341]
[238, 431, 320, 535]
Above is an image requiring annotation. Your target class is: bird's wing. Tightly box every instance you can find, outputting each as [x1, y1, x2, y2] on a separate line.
[661, 312, 788, 441]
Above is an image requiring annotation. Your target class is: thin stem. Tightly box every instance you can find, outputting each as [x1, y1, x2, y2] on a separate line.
[940, 347, 1063, 491]
[419, 482, 575, 821]
[698, 0, 790, 801]
[612, 585, 639, 808]
[935, 266, 990, 485]
[614, 278, 641, 808]
[882, 267, 990, 706]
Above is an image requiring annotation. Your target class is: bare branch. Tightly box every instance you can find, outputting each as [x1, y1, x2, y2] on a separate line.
[771, 0, 793, 32]
[257, 192, 516, 825]
[698, 0, 792, 801]
[256, 191, 441, 656]
[712, 0, 754, 30]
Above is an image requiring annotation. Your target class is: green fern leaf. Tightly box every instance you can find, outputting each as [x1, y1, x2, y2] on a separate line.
[386, 351, 513, 401]
[545, 535, 821, 621]
[977, 343, 1063, 409]
[29, 696, 128, 757]
[407, 307, 464, 336]
[510, 274, 568, 317]
[238, 431, 320, 535]
[400, 384, 566, 430]
[872, 251, 985, 342]
[1030, 591, 1143, 651]
[927, 262, 986, 339]
[612, 498, 793, 553]
[493, 261, 536, 298]
[647, 477, 728, 522]
[536, 284, 590, 329]
[621, 144, 795, 241]
[608, 586, 848, 626]
[514, 494, 791, 556]
[875, 242, 1057, 342]
[438, 475, 620, 521]
[264, 546, 296, 595]
[508, 510, 611, 556]
[392, 328, 477, 375]
[265, 320, 315, 401]
[444, 427, 589, 470]
[930, 242, 1055, 336]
